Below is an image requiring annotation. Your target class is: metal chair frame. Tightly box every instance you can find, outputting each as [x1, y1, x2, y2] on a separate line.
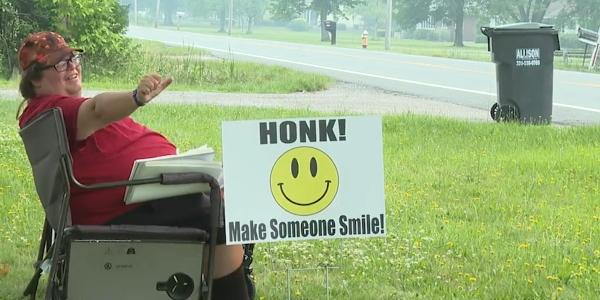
[19, 108, 221, 300]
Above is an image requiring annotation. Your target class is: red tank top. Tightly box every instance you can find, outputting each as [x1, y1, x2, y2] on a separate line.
[19, 94, 177, 224]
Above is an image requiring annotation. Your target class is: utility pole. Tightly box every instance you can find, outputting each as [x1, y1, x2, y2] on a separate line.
[154, 0, 160, 28]
[385, 0, 393, 50]
[228, 0, 233, 35]
[134, 0, 138, 25]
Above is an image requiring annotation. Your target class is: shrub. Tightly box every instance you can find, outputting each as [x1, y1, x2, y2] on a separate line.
[287, 18, 310, 32]
[401, 28, 453, 42]
[38, 0, 136, 77]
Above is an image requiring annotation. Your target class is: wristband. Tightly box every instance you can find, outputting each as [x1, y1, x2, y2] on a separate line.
[132, 89, 145, 106]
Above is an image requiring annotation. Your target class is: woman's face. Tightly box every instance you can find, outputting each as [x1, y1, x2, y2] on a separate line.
[33, 53, 83, 97]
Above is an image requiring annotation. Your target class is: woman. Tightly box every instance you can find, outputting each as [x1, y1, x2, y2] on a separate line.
[17, 31, 249, 299]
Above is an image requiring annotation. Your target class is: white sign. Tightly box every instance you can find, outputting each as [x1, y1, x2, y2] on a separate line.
[221, 116, 385, 244]
[516, 48, 541, 67]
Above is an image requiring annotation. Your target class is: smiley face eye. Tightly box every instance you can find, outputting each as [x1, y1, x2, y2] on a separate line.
[291, 158, 299, 178]
[310, 157, 317, 177]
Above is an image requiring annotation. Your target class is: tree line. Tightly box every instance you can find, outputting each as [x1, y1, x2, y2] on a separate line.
[130, 0, 599, 46]
[0, 0, 132, 79]
[1, 0, 599, 77]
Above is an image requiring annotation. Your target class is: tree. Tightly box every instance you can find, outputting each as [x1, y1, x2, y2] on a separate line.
[270, 0, 364, 41]
[35, 0, 134, 76]
[479, 0, 556, 23]
[0, 0, 52, 78]
[184, 0, 214, 18]
[394, 0, 432, 30]
[431, 0, 478, 47]
[239, 0, 267, 34]
[564, 0, 600, 30]
[393, 0, 475, 47]
[162, 0, 183, 26]
[350, 0, 386, 36]
[184, 0, 229, 32]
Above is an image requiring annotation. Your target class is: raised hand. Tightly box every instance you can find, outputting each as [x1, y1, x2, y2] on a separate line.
[136, 73, 173, 104]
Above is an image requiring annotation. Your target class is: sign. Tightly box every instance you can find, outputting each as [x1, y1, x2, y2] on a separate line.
[515, 48, 541, 67]
[576, 26, 600, 69]
[221, 116, 385, 244]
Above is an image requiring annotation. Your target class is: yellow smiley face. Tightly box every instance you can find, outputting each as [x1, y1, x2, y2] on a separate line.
[270, 146, 339, 215]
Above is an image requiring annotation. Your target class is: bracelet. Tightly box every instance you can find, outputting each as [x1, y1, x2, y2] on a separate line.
[132, 89, 145, 106]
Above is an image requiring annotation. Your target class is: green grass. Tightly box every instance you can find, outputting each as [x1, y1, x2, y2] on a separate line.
[0, 80, 14, 89]
[1, 99, 599, 299]
[169, 24, 491, 60]
[164, 24, 598, 73]
[0, 38, 333, 94]
[133, 39, 208, 56]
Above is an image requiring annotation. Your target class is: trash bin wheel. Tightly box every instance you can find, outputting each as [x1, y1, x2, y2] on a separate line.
[490, 103, 499, 121]
[498, 104, 520, 122]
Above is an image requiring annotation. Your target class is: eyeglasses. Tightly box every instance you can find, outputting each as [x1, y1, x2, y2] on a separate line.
[41, 53, 82, 72]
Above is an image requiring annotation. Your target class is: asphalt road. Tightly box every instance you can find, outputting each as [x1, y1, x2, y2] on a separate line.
[126, 26, 600, 125]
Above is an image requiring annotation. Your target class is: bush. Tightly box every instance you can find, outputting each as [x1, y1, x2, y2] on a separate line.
[36, 0, 136, 77]
[256, 19, 288, 27]
[400, 29, 454, 42]
[287, 18, 310, 32]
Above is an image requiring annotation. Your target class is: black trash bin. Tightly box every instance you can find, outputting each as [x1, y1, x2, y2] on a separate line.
[323, 20, 337, 45]
[481, 23, 560, 124]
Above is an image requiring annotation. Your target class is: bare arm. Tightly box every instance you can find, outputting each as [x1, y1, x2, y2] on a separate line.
[76, 74, 172, 140]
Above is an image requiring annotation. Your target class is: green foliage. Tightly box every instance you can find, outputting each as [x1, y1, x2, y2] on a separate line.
[400, 28, 454, 42]
[82, 40, 332, 93]
[0, 0, 136, 80]
[36, 0, 137, 76]
[394, 0, 432, 30]
[270, 0, 364, 21]
[240, 0, 268, 19]
[270, 0, 308, 21]
[565, 0, 600, 30]
[477, 0, 554, 23]
[287, 18, 310, 31]
[354, 0, 387, 31]
[0, 1, 23, 78]
[0, 0, 48, 79]
[240, 0, 268, 33]
[392, 0, 474, 46]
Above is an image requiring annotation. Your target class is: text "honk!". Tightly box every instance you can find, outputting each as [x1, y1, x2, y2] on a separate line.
[259, 119, 346, 144]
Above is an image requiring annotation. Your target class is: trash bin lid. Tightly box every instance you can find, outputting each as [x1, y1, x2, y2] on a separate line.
[481, 22, 557, 37]
[494, 22, 554, 30]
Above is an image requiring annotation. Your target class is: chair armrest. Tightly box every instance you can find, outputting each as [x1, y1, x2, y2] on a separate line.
[64, 225, 208, 242]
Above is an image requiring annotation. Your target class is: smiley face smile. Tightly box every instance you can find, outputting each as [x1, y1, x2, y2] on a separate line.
[277, 180, 331, 206]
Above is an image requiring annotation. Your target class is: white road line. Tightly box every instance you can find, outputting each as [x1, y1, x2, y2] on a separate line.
[554, 103, 600, 113]
[149, 38, 600, 114]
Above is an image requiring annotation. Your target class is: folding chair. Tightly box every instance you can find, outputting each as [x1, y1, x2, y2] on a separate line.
[19, 108, 222, 300]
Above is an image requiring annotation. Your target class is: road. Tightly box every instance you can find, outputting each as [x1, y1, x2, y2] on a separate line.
[126, 26, 600, 125]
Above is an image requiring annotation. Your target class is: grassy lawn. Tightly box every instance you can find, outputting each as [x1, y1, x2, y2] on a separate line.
[162, 24, 597, 73]
[0, 39, 333, 94]
[168, 24, 492, 60]
[1, 99, 598, 299]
